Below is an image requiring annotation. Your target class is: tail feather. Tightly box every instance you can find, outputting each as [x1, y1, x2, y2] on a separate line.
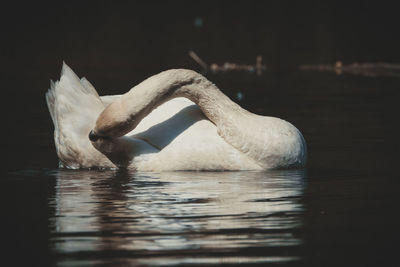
[80, 77, 101, 99]
[45, 62, 112, 168]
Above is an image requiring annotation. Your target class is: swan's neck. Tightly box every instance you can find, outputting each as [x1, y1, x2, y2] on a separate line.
[94, 69, 306, 169]
[176, 77, 247, 129]
[95, 69, 246, 138]
[95, 69, 299, 168]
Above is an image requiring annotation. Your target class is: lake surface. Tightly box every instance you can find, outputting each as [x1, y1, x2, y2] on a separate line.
[51, 169, 305, 266]
[2, 2, 400, 266]
[3, 68, 399, 266]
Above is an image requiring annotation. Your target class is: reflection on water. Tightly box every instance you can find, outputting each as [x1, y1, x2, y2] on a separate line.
[48, 169, 306, 265]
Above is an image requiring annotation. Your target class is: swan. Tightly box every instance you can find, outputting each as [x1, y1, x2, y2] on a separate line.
[46, 63, 306, 171]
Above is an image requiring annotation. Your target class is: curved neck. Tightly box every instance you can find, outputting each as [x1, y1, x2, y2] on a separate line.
[92, 69, 306, 169]
[95, 69, 246, 138]
[175, 76, 247, 128]
[93, 69, 272, 168]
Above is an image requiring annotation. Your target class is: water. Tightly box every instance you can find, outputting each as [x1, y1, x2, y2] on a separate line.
[2, 2, 400, 266]
[49, 170, 305, 266]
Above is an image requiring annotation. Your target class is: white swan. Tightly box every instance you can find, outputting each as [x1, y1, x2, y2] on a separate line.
[46, 63, 306, 171]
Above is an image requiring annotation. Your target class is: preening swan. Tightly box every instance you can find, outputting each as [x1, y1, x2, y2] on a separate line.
[46, 63, 306, 171]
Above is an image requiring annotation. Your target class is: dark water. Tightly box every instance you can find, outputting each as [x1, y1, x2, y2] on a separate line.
[50, 170, 305, 266]
[2, 2, 400, 266]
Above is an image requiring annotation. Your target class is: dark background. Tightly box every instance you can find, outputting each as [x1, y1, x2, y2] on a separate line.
[1, 1, 400, 266]
[2, 1, 400, 168]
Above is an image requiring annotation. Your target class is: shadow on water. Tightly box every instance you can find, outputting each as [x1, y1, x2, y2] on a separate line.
[48, 169, 306, 266]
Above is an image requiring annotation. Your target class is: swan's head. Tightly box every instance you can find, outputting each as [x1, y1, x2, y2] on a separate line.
[92, 100, 134, 138]
[88, 131, 134, 168]
[92, 96, 146, 139]
[88, 130, 117, 153]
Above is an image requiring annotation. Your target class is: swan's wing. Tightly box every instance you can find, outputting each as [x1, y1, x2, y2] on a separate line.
[128, 98, 199, 149]
[125, 98, 261, 171]
[139, 117, 262, 171]
[45, 63, 112, 168]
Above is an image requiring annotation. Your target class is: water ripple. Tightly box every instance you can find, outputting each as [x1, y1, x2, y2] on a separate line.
[48, 169, 306, 265]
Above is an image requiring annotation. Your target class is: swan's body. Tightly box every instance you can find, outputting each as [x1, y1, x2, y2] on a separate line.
[46, 63, 306, 171]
